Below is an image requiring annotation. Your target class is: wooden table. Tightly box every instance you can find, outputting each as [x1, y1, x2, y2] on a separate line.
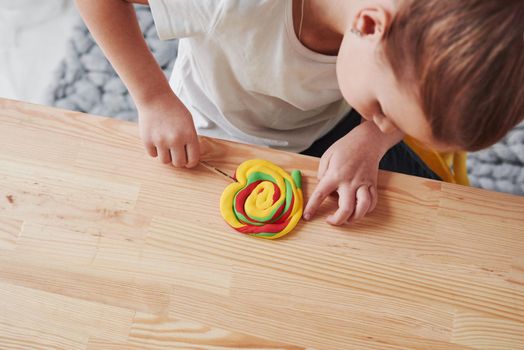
[0, 97, 523, 350]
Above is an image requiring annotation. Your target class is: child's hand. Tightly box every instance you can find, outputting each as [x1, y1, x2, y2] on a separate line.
[137, 92, 200, 168]
[303, 121, 400, 225]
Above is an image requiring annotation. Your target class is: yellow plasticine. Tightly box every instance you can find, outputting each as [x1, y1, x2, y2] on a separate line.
[220, 184, 244, 228]
[247, 182, 275, 214]
[219, 159, 303, 239]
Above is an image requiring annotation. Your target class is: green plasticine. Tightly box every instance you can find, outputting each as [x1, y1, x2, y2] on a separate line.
[291, 170, 302, 189]
[253, 232, 277, 237]
[232, 170, 298, 225]
[232, 171, 280, 224]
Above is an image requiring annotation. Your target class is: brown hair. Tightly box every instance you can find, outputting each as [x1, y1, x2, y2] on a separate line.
[384, 0, 524, 151]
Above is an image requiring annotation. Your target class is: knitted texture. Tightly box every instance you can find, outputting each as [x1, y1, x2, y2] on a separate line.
[45, 6, 177, 121]
[46, 7, 524, 196]
[467, 121, 524, 195]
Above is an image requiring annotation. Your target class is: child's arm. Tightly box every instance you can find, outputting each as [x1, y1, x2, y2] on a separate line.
[75, 0, 199, 168]
[303, 121, 404, 225]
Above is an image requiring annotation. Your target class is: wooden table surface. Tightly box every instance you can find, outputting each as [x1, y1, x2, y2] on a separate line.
[0, 97, 523, 350]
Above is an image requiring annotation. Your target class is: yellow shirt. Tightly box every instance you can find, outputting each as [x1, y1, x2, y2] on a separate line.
[404, 136, 469, 185]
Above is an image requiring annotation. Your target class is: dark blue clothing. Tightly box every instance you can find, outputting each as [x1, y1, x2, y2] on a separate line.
[300, 108, 441, 181]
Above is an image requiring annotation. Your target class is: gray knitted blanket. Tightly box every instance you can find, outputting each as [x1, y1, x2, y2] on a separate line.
[46, 6, 524, 196]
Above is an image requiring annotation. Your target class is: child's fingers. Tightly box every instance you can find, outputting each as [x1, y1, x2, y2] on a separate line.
[303, 177, 337, 220]
[347, 185, 371, 223]
[368, 185, 378, 213]
[326, 185, 355, 225]
[170, 145, 187, 168]
[145, 142, 158, 157]
[185, 142, 200, 168]
[317, 152, 331, 180]
[158, 146, 172, 164]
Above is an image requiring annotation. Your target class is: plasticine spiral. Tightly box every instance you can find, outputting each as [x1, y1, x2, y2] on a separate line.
[220, 159, 303, 239]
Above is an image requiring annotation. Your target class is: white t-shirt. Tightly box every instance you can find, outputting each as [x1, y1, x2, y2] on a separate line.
[149, 0, 350, 152]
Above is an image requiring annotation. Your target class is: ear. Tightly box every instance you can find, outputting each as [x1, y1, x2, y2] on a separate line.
[372, 114, 398, 134]
[353, 5, 391, 40]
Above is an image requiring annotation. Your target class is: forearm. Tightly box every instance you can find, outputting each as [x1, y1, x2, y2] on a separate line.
[75, 0, 173, 105]
[341, 121, 404, 161]
[364, 120, 404, 154]
[345, 120, 404, 158]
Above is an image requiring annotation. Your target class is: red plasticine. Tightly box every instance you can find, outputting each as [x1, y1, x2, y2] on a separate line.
[235, 180, 262, 213]
[220, 160, 303, 239]
[271, 195, 295, 224]
[235, 196, 295, 234]
[236, 220, 290, 234]
[235, 181, 284, 224]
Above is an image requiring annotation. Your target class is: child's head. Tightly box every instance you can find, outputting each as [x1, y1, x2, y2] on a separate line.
[337, 0, 523, 151]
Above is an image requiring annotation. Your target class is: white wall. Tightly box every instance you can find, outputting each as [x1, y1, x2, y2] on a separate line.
[0, 0, 78, 104]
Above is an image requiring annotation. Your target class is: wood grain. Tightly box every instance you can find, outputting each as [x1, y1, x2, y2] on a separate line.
[0, 97, 523, 349]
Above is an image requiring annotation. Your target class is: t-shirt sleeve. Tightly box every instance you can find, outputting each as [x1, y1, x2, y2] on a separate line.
[149, 0, 225, 39]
